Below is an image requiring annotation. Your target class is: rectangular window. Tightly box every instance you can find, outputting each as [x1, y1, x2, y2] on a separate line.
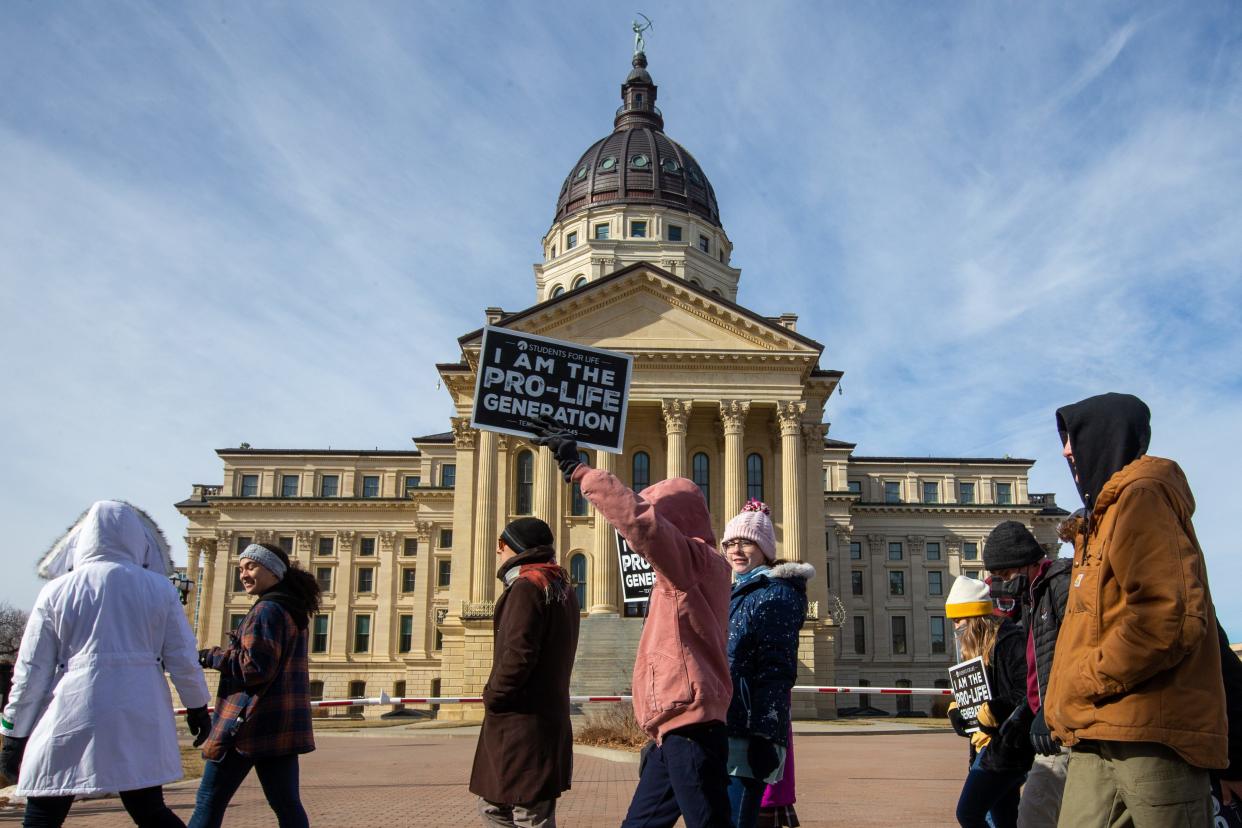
[281, 475, 299, 497]
[361, 476, 380, 498]
[849, 541, 862, 560]
[229, 613, 246, 632]
[965, 569, 982, 580]
[958, 482, 975, 504]
[240, 474, 259, 497]
[437, 559, 452, 588]
[439, 529, 453, 549]
[928, 571, 943, 596]
[359, 537, 376, 556]
[853, 616, 866, 654]
[594, 223, 609, 240]
[996, 482, 1013, 505]
[922, 481, 939, 503]
[232, 568, 245, 593]
[926, 542, 941, 561]
[278, 536, 294, 555]
[630, 220, 647, 238]
[888, 542, 903, 561]
[892, 616, 908, 655]
[698, 234, 710, 252]
[963, 542, 978, 561]
[312, 615, 329, 653]
[889, 570, 905, 596]
[317, 536, 335, 556]
[441, 465, 456, 488]
[356, 567, 374, 593]
[320, 474, 339, 498]
[315, 566, 333, 593]
[402, 537, 418, 557]
[667, 224, 682, 241]
[851, 570, 864, 596]
[884, 481, 901, 504]
[930, 616, 946, 655]
[847, 480, 862, 495]
[404, 475, 420, 496]
[399, 615, 414, 653]
[235, 535, 253, 555]
[434, 629, 444, 651]
[401, 568, 416, 593]
[353, 616, 371, 653]
[566, 231, 578, 249]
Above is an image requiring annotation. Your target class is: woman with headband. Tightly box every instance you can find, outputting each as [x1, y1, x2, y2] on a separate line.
[189, 542, 320, 828]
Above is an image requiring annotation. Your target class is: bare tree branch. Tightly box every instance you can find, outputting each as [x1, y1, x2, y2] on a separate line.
[0, 602, 29, 660]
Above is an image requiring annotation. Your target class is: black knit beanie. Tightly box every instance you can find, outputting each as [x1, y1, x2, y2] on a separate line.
[983, 520, 1045, 570]
[500, 517, 554, 552]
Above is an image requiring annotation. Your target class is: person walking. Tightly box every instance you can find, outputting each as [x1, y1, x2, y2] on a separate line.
[720, 500, 811, 828]
[189, 542, 319, 828]
[1045, 393, 1227, 827]
[945, 576, 1034, 828]
[0, 500, 211, 828]
[469, 517, 581, 827]
[981, 519, 1071, 828]
[533, 419, 734, 828]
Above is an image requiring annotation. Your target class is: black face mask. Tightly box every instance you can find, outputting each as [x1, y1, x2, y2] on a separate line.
[989, 574, 1029, 616]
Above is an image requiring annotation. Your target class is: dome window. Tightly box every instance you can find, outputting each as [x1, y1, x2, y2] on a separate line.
[661, 158, 680, 173]
[630, 220, 648, 238]
[666, 225, 683, 242]
[566, 231, 578, 250]
[594, 223, 610, 240]
[688, 169, 702, 184]
[551, 285, 566, 297]
[599, 156, 618, 172]
[698, 234, 710, 253]
[572, 275, 588, 290]
[629, 154, 650, 169]
[575, 166, 588, 181]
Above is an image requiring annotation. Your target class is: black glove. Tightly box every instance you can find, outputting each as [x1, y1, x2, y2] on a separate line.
[529, 416, 584, 482]
[186, 706, 212, 748]
[1030, 707, 1059, 756]
[747, 737, 780, 780]
[198, 648, 215, 669]
[998, 704, 1035, 755]
[947, 707, 970, 738]
[0, 735, 28, 784]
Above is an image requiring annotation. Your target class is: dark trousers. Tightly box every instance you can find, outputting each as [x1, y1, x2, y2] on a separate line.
[621, 721, 732, 828]
[955, 748, 1026, 828]
[727, 774, 767, 828]
[188, 750, 308, 828]
[24, 786, 184, 828]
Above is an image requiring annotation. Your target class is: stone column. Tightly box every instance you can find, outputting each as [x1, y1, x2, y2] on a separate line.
[447, 417, 478, 612]
[472, 428, 499, 604]
[589, 450, 620, 615]
[202, 531, 229, 646]
[183, 538, 202, 628]
[295, 530, 316, 563]
[719, 400, 750, 518]
[411, 521, 436, 657]
[777, 401, 807, 562]
[662, 399, 691, 479]
[375, 530, 398, 657]
[331, 530, 356, 655]
[534, 446, 557, 525]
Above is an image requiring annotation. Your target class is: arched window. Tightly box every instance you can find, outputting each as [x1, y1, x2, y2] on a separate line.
[571, 451, 591, 515]
[746, 453, 764, 501]
[632, 451, 650, 493]
[515, 450, 534, 514]
[569, 554, 587, 609]
[550, 285, 565, 297]
[692, 452, 710, 503]
[572, 275, 588, 290]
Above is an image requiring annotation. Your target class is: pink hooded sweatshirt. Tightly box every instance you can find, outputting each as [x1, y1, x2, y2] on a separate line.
[573, 465, 733, 742]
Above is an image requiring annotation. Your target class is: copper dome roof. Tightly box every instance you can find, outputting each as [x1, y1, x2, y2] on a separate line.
[553, 53, 721, 228]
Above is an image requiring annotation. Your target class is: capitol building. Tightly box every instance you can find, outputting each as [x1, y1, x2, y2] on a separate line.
[176, 48, 1067, 719]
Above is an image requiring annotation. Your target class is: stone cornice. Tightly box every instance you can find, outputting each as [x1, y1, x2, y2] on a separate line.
[849, 502, 1042, 516]
[194, 497, 438, 511]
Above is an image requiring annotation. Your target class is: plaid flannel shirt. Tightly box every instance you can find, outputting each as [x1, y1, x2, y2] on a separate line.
[201, 599, 314, 761]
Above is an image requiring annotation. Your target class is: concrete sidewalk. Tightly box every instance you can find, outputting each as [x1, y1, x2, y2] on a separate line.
[0, 727, 969, 826]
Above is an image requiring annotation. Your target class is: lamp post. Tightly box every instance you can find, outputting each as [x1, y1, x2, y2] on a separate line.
[169, 571, 193, 606]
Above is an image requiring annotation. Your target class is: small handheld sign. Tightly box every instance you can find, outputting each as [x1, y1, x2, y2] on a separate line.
[471, 326, 633, 453]
[947, 656, 992, 733]
[616, 530, 655, 603]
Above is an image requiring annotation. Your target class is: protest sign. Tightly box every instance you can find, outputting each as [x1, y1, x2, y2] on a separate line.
[471, 326, 633, 453]
[616, 530, 655, 603]
[947, 656, 992, 733]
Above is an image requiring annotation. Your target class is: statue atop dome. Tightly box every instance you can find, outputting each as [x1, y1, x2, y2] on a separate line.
[632, 13, 653, 56]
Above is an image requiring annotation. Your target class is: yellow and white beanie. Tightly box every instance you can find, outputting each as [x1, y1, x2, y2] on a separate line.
[945, 576, 993, 619]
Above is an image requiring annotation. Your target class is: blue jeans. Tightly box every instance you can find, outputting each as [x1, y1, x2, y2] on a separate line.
[955, 748, 1026, 828]
[621, 722, 732, 828]
[727, 774, 766, 828]
[188, 750, 308, 828]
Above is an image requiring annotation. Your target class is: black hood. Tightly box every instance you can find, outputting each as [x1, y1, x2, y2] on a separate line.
[258, 584, 310, 630]
[1055, 392, 1151, 513]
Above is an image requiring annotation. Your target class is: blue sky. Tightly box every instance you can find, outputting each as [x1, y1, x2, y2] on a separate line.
[3, 2, 1241, 632]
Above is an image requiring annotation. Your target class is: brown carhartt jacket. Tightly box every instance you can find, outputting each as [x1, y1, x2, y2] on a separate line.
[1044, 455, 1227, 769]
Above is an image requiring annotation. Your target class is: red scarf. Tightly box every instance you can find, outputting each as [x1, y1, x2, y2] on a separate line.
[516, 561, 572, 603]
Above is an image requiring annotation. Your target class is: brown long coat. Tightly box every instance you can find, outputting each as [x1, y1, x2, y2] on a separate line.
[1044, 455, 1227, 769]
[468, 552, 580, 805]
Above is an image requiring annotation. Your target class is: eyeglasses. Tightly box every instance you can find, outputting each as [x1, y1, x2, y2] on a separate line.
[721, 540, 756, 551]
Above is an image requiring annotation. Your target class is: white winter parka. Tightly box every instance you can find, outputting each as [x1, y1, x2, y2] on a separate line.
[1, 501, 210, 796]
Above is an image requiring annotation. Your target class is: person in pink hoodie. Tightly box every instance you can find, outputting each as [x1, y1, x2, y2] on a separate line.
[533, 420, 734, 828]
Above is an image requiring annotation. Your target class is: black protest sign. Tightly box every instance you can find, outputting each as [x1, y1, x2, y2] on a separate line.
[1212, 776, 1242, 827]
[947, 656, 993, 733]
[617, 530, 655, 603]
[471, 326, 633, 453]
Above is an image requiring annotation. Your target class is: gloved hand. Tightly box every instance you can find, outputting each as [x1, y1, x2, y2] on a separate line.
[186, 706, 212, 748]
[947, 705, 970, 738]
[0, 735, 28, 784]
[198, 648, 216, 669]
[998, 704, 1035, 755]
[530, 416, 584, 482]
[1029, 707, 1059, 756]
[747, 736, 780, 780]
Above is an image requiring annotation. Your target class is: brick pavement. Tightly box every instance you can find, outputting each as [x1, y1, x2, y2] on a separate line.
[0, 727, 969, 826]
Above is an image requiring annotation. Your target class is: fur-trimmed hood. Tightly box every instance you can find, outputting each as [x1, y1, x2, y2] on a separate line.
[767, 561, 815, 582]
[37, 500, 174, 579]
